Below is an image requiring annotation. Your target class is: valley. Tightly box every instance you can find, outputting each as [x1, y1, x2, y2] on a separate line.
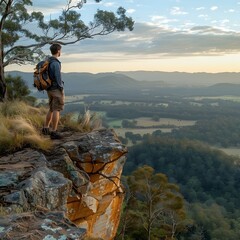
[6, 69, 240, 239]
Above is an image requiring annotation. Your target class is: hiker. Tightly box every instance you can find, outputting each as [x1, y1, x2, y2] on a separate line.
[42, 43, 64, 139]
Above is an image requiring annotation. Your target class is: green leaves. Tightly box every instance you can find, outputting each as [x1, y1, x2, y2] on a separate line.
[118, 165, 188, 239]
[1, 0, 134, 67]
[94, 7, 134, 33]
[5, 75, 31, 101]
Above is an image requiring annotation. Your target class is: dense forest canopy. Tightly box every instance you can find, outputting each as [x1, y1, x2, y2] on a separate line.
[121, 137, 240, 239]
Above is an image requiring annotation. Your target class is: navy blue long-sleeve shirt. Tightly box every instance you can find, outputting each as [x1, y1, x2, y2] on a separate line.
[48, 56, 64, 90]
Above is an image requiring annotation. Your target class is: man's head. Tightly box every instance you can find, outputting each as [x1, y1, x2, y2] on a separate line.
[50, 43, 62, 57]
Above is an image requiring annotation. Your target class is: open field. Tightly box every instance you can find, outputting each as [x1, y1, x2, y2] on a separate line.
[135, 117, 196, 127]
[114, 127, 172, 138]
[100, 100, 132, 105]
[187, 95, 240, 102]
[108, 117, 196, 128]
[108, 119, 122, 128]
[218, 147, 240, 157]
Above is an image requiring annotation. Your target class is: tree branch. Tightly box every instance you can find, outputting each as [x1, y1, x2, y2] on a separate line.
[0, 0, 13, 32]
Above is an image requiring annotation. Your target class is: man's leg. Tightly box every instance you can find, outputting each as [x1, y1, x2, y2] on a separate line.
[44, 110, 53, 128]
[42, 110, 52, 135]
[49, 89, 64, 139]
[51, 110, 60, 131]
[50, 110, 62, 139]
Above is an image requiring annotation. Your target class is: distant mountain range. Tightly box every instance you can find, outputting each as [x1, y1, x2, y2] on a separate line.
[5, 70, 240, 97]
[117, 71, 240, 86]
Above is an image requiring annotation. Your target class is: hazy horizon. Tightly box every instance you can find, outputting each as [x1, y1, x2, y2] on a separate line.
[6, 69, 240, 74]
[5, 1, 240, 74]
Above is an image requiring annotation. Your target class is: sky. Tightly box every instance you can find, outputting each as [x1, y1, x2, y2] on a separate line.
[6, 0, 240, 73]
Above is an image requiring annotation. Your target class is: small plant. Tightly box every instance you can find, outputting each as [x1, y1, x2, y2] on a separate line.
[0, 204, 24, 216]
[61, 109, 102, 132]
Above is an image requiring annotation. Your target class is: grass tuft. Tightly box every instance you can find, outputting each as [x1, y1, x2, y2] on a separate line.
[61, 109, 102, 132]
[0, 101, 102, 155]
[0, 101, 51, 155]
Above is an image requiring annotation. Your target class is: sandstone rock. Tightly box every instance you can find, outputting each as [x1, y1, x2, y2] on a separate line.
[0, 149, 72, 213]
[0, 128, 127, 240]
[0, 211, 86, 240]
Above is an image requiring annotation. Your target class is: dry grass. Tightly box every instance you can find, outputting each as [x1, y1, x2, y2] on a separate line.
[0, 101, 51, 154]
[61, 109, 102, 132]
[0, 101, 47, 128]
[0, 101, 102, 155]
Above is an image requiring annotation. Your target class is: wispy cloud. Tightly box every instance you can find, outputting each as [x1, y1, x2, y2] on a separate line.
[196, 7, 205, 11]
[104, 2, 116, 7]
[126, 9, 136, 14]
[170, 7, 188, 15]
[221, 19, 230, 24]
[198, 14, 208, 19]
[210, 6, 218, 11]
[67, 22, 240, 59]
[151, 16, 178, 25]
[10, 0, 240, 73]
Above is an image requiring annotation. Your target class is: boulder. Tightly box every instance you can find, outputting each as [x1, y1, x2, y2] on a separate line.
[0, 211, 86, 240]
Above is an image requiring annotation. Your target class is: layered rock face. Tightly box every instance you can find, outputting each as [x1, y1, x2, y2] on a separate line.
[0, 128, 127, 240]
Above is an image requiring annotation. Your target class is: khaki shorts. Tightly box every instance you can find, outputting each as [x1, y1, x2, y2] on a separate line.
[47, 89, 65, 112]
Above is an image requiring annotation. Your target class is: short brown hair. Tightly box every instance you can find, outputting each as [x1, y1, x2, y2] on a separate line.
[50, 43, 62, 55]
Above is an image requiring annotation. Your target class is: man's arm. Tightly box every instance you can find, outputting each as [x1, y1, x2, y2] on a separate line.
[51, 61, 63, 89]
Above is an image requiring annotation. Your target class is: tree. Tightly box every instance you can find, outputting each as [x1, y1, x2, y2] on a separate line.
[122, 119, 137, 128]
[118, 166, 189, 240]
[5, 74, 36, 103]
[0, 0, 134, 100]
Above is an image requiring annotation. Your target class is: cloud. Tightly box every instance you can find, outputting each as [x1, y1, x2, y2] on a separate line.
[196, 7, 205, 11]
[170, 7, 188, 15]
[104, 2, 116, 7]
[190, 26, 230, 34]
[151, 16, 178, 25]
[210, 6, 218, 11]
[198, 14, 209, 19]
[220, 19, 230, 25]
[126, 9, 136, 14]
[18, 1, 240, 64]
[64, 22, 240, 60]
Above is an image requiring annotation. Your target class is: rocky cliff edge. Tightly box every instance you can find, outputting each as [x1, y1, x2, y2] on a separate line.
[0, 128, 127, 240]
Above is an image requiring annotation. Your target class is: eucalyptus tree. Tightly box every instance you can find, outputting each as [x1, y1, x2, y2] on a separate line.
[0, 0, 134, 100]
[118, 166, 189, 240]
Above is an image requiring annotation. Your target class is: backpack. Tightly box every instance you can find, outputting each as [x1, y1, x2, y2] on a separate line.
[33, 59, 52, 91]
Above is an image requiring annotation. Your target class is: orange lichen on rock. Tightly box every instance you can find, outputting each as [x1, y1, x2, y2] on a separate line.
[0, 128, 127, 240]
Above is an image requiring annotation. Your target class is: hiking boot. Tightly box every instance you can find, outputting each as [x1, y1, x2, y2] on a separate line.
[42, 127, 50, 135]
[50, 131, 63, 140]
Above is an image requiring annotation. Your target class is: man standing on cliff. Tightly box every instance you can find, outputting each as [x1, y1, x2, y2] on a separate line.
[42, 43, 64, 139]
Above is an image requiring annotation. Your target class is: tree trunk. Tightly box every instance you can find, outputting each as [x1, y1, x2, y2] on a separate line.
[0, 33, 6, 101]
[0, 65, 6, 101]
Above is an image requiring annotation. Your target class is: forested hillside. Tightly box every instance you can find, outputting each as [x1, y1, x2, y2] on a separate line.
[123, 137, 240, 239]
